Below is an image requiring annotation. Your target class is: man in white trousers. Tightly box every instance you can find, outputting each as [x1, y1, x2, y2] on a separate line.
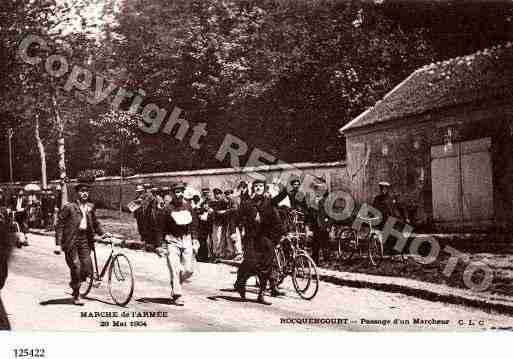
[156, 182, 199, 306]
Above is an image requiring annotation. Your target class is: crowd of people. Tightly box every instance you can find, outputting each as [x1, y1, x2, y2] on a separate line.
[0, 187, 62, 246]
[130, 176, 322, 305]
[131, 176, 332, 265]
[0, 173, 410, 315]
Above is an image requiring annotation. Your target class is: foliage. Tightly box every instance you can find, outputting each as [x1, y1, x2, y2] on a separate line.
[2, 0, 513, 181]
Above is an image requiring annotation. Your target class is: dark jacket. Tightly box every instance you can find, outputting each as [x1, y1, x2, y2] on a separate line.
[141, 193, 159, 235]
[238, 195, 286, 271]
[0, 206, 11, 289]
[312, 195, 331, 231]
[0, 205, 12, 330]
[210, 199, 229, 226]
[55, 201, 103, 251]
[372, 193, 399, 227]
[155, 200, 199, 246]
[41, 194, 56, 214]
[240, 195, 286, 247]
[271, 189, 307, 210]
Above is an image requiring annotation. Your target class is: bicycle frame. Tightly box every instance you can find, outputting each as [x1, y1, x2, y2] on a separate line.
[275, 235, 304, 275]
[91, 241, 114, 282]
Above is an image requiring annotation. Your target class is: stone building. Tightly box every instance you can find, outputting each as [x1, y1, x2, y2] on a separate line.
[340, 43, 513, 231]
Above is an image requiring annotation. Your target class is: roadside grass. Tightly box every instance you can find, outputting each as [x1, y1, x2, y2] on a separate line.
[320, 239, 513, 298]
[96, 208, 140, 241]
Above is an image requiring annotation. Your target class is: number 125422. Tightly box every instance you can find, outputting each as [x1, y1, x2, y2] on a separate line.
[13, 349, 45, 358]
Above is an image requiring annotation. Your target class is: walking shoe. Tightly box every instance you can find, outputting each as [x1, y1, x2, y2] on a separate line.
[270, 289, 285, 297]
[72, 296, 84, 306]
[234, 283, 246, 300]
[256, 294, 271, 306]
[72, 290, 84, 305]
[171, 294, 184, 306]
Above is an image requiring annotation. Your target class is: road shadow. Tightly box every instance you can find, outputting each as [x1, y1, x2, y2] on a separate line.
[82, 296, 121, 307]
[39, 298, 78, 306]
[135, 297, 183, 306]
[219, 287, 259, 295]
[39, 296, 119, 307]
[207, 295, 261, 304]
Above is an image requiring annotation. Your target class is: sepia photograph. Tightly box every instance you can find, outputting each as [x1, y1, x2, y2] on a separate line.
[1, 0, 513, 347]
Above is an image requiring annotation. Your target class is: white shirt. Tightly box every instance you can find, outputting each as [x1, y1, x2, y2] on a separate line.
[16, 197, 23, 212]
[79, 203, 88, 230]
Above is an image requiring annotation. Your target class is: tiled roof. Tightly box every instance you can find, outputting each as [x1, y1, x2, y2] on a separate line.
[341, 42, 513, 133]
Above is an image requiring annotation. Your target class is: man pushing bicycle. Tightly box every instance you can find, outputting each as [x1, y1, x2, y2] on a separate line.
[55, 176, 110, 305]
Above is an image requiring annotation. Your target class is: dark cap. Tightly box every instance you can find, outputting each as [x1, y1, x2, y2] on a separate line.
[224, 189, 234, 195]
[252, 179, 266, 186]
[172, 182, 186, 191]
[212, 188, 223, 195]
[201, 187, 210, 192]
[75, 175, 95, 192]
[75, 183, 92, 192]
[289, 175, 301, 185]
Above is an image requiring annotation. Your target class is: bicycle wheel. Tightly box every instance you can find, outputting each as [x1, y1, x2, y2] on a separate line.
[292, 253, 319, 300]
[79, 274, 93, 298]
[256, 247, 286, 289]
[337, 228, 357, 262]
[368, 232, 384, 267]
[274, 246, 287, 286]
[108, 253, 134, 306]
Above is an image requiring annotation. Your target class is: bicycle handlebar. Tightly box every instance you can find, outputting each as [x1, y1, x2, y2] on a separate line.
[357, 215, 379, 223]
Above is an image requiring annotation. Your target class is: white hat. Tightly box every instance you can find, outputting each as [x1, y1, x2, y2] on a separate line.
[184, 187, 200, 200]
[378, 181, 391, 187]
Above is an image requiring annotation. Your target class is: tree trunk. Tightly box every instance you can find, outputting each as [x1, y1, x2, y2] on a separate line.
[119, 136, 125, 218]
[34, 114, 48, 189]
[52, 93, 68, 206]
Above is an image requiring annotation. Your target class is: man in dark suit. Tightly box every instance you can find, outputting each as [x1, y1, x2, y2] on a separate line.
[41, 190, 55, 230]
[234, 179, 287, 305]
[133, 185, 146, 242]
[271, 176, 307, 210]
[0, 188, 12, 329]
[196, 188, 212, 262]
[55, 178, 109, 305]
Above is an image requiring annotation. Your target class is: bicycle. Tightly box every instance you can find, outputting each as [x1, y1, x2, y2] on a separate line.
[289, 209, 308, 241]
[271, 233, 319, 300]
[332, 216, 383, 266]
[79, 236, 134, 307]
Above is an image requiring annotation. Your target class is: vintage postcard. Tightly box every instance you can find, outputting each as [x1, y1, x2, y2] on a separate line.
[1, 0, 513, 344]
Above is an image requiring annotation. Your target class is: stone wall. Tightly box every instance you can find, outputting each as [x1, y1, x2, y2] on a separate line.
[1, 161, 350, 211]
